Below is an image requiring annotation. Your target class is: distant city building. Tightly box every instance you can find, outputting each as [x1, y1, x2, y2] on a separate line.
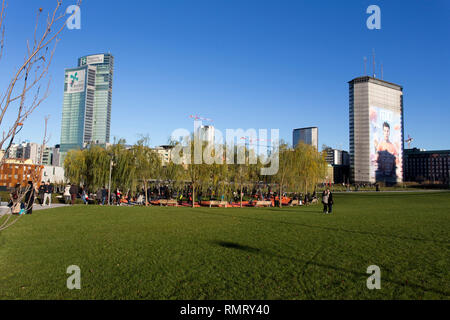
[293, 127, 318, 149]
[324, 148, 350, 166]
[6, 142, 42, 164]
[153, 145, 174, 166]
[323, 147, 350, 184]
[197, 125, 215, 144]
[0, 159, 43, 188]
[52, 145, 61, 167]
[41, 147, 54, 166]
[60, 53, 114, 163]
[41, 165, 65, 184]
[404, 148, 450, 184]
[41, 145, 61, 167]
[349, 76, 404, 184]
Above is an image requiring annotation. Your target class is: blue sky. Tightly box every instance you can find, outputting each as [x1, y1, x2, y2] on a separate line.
[2, 0, 449, 150]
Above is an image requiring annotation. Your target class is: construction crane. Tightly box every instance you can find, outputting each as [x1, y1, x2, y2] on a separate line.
[189, 115, 214, 123]
[405, 135, 414, 148]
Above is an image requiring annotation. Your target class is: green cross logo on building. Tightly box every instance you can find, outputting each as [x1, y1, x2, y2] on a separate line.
[70, 72, 78, 87]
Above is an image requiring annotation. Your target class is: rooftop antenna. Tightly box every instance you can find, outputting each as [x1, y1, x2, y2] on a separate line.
[381, 62, 384, 80]
[364, 56, 367, 75]
[372, 49, 376, 78]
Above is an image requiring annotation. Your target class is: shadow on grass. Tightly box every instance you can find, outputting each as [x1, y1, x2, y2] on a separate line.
[213, 240, 261, 253]
[196, 209, 449, 245]
[211, 240, 450, 297]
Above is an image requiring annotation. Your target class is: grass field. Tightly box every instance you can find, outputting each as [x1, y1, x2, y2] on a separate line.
[0, 192, 449, 300]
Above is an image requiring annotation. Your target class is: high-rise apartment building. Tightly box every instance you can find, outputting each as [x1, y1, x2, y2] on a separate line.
[60, 53, 114, 163]
[349, 76, 404, 184]
[293, 127, 318, 149]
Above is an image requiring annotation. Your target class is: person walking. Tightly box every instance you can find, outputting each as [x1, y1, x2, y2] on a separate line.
[43, 180, 53, 206]
[96, 188, 102, 205]
[101, 186, 107, 205]
[81, 188, 89, 205]
[327, 189, 334, 214]
[63, 184, 71, 204]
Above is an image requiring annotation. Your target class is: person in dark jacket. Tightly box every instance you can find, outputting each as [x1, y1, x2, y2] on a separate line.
[24, 181, 35, 214]
[38, 182, 45, 205]
[101, 187, 107, 205]
[43, 180, 54, 206]
[69, 184, 78, 205]
[322, 188, 334, 214]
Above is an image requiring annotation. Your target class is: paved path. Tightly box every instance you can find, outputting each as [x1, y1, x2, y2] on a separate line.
[31, 204, 70, 211]
[0, 203, 69, 213]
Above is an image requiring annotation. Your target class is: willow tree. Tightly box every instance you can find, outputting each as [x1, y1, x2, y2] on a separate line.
[64, 149, 87, 186]
[292, 142, 328, 196]
[228, 144, 253, 208]
[107, 141, 135, 193]
[131, 139, 162, 205]
[83, 146, 109, 191]
[273, 143, 295, 208]
[162, 161, 184, 194]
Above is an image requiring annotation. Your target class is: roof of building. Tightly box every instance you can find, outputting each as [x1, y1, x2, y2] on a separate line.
[348, 76, 403, 91]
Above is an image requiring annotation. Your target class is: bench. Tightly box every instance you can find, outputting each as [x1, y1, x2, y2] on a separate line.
[159, 199, 178, 207]
[254, 201, 272, 207]
[208, 200, 228, 208]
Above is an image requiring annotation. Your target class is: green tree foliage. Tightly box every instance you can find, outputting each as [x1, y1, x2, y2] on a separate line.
[63, 139, 327, 207]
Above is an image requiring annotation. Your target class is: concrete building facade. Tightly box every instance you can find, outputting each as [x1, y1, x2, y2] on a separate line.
[349, 76, 404, 184]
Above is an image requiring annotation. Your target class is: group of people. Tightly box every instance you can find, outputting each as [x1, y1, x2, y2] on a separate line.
[8, 180, 54, 215]
[321, 188, 334, 214]
[8, 180, 334, 214]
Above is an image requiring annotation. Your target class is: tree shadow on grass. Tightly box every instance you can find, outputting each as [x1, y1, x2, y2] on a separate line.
[212, 240, 261, 253]
[196, 209, 449, 245]
[211, 240, 450, 298]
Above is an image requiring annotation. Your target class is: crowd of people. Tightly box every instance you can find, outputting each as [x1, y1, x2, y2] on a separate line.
[7, 181, 334, 215]
[7, 180, 55, 215]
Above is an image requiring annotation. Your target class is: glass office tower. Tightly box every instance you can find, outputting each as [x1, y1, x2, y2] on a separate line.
[60, 54, 114, 164]
[293, 127, 318, 149]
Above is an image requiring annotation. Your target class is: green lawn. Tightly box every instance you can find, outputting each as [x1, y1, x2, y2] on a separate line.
[0, 192, 449, 300]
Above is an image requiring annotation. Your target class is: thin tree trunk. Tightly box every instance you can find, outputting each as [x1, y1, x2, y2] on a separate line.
[240, 183, 243, 208]
[192, 184, 195, 208]
[279, 183, 283, 208]
[144, 179, 148, 206]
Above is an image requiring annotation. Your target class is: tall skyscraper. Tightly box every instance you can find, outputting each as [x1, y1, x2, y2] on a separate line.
[349, 76, 404, 184]
[293, 127, 318, 149]
[60, 53, 114, 163]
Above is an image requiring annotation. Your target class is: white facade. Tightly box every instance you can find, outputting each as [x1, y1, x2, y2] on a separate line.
[41, 166, 65, 184]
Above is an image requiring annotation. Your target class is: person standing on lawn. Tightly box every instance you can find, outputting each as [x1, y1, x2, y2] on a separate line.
[24, 181, 36, 214]
[63, 184, 71, 204]
[322, 188, 334, 214]
[69, 184, 78, 205]
[43, 180, 53, 206]
[38, 181, 45, 205]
